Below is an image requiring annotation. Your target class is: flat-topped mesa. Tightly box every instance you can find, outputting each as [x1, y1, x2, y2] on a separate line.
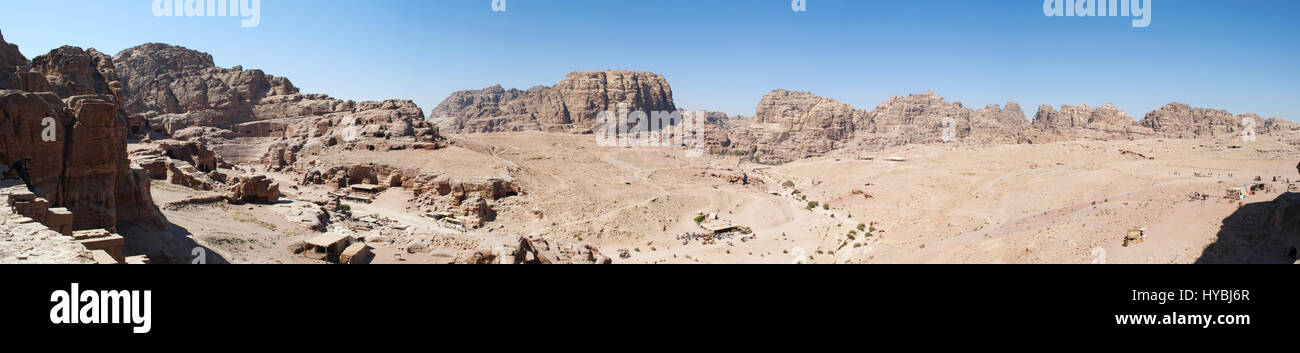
[1031, 103, 1153, 141]
[432, 70, 676, 134]
[1138, 102, 1249, 139]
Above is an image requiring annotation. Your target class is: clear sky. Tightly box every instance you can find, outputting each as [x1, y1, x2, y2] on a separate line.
[3, 0, 1298, 120]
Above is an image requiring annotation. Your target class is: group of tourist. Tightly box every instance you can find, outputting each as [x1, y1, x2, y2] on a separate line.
[678, 232, 731, 244]
[677, 232, 761, 246]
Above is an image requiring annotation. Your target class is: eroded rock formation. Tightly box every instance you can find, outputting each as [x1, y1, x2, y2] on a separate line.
[432, 70, 676, 133]
[1030, 103, 1154, 141]
[226, 175, 280, 204]
[0, 36, 161, 232]
[720, 89, 865, 163]
[715, 90, 1032, 163]
[300, 164, 521, 229]
[109, 43, 445, 172]
[0, 30, 28, 90]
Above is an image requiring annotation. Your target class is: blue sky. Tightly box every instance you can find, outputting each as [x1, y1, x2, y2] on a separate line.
[3, 0, 1298, 120]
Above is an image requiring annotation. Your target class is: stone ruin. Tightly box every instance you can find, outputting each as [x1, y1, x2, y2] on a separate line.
[0, 182, 146, 264]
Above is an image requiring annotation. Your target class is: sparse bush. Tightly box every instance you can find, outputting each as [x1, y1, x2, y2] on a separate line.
[857, 224, 867, 231]
[694, 215, 706, 223]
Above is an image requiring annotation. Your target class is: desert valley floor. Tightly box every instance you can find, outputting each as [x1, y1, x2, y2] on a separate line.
[127, 132, 1300, 264]
[2, 34, 1298, 265]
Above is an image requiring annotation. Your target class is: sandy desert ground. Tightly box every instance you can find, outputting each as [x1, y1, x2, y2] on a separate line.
[122, 130, 1300, 264]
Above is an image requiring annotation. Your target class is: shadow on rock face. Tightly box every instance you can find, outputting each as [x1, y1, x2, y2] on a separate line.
[1195, 194, 1299, 264]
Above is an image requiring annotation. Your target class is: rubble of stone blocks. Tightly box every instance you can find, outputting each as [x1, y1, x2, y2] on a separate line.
[1, 184, 142, 264]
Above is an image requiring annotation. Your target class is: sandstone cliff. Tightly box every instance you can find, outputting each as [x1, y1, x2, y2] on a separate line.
[1, 33, 162, 232]
[1030, 103, 1154, 141]
[0, 30, 27, 90]
[715, 90, 1034, 163]
[718, 89, 865, 163]
[972, 102, 1032, 142]
[111, 43, 442, 171]
[1139, 103, 1244, 139]
[432, 71, 676, 133]
[1262, 116, 1300, 134]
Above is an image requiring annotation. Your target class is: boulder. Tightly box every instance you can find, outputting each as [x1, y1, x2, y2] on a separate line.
[225, 175, 280, 204]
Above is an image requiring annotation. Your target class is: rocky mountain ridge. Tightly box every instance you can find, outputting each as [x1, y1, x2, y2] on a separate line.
[432, 70, 676, 134]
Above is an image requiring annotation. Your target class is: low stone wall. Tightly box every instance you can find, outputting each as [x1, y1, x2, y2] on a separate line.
[1, 182, 143, 264]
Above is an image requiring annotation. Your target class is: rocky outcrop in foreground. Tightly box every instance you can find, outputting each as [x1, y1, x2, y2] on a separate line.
[432, 70, 677, 133]
[1, 34, 161, 232]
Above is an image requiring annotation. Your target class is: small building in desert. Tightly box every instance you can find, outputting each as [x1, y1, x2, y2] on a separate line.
[350, 184, 383, 194]
[304, 233, 352, 261]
